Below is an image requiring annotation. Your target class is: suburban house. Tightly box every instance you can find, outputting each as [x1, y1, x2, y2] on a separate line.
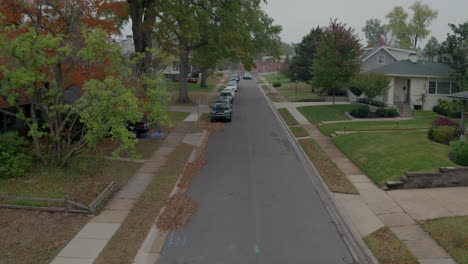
[355, 46, 457, 115]
[117, 35, 197, 81]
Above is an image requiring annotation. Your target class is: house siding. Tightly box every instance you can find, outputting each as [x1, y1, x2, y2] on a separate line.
[361, 49, 397, 72]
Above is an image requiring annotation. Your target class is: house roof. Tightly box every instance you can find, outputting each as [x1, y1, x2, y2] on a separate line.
[447, 91, 468, 100]
[361, 46, 415, 62]
[369, 60, 454, 78]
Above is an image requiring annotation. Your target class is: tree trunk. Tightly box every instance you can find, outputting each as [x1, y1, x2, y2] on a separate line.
[200, 68, 208, 88]
[333, 89, 336, 105]
[128, 0, 156, 74]
[178, 50, 190, 103]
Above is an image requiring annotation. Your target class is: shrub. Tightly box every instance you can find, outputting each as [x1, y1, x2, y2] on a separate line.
[428, 126, 460, 144]
[432, 116, 460, 127]
[272, 82, 281, 87]
[0, 132, 33, 178]
[350, 105, 370, 118]
[376, 108, 388, 117]
[387, 109, 399, 117]
[433, 99, 462, 118]
[450, 140, 468, 166]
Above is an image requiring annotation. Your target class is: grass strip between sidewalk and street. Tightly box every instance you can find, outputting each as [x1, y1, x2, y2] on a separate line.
[298, 105, 355, 124]
[94, 142, 195, 264]
[278, 108, 299, 126]
[298, 139, 358, 195]
[364, 227, 419, 264]
[419, 216, 468, 264]
[289, 125, 309, 138]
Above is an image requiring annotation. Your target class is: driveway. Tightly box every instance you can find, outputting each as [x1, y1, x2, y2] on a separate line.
[157, 78, 353, 264]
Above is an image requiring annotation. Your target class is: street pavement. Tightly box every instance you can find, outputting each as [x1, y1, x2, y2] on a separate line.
[157, 78, 353, 264]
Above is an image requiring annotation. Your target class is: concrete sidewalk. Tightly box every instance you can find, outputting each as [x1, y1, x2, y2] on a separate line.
[261, 77, 460, 264]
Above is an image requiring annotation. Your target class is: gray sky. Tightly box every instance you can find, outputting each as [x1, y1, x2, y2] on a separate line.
[262, 0, 467, 47]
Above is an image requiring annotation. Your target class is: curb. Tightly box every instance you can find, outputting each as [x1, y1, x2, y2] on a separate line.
[257, 81, 379, 264]
[132, 129, 210, 264]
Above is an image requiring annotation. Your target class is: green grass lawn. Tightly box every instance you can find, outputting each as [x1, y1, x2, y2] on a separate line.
[319, 116, 437, 136]
[289, 126, 309, 138]
[278, 108, 299, 126]
[413, 110, 439, 116]
[332, 131, 457, 185]
[299, 139, 358, 194]
[364, 227, 419, 264]
[263, 74, 292, 84]
[298, 105, 355, 124]
[419, 216, 468, 264]
[167, 111, 190, 128]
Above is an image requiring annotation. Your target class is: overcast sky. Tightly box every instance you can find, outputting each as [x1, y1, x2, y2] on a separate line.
[262, 0, 467, 47]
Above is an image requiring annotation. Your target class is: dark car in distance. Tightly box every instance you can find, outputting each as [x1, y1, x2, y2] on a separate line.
[126, 120, 150, 137]
[210, 103, 232, 122]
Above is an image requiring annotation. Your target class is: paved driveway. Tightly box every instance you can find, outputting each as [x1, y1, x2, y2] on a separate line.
[158, 78, 353, 264]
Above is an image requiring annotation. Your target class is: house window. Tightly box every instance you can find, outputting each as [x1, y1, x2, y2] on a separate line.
[428, 80, 458, 95]
[377, 55, 385, 64]
[172, 62, 179, 72]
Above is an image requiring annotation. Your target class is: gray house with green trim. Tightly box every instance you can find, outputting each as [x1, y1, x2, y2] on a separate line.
[367, 55, 457, 111]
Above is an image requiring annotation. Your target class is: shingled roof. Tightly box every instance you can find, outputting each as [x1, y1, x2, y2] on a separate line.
[368, 60, 454, 77]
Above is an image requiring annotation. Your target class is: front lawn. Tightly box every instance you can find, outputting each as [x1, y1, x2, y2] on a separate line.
[332, 131, 457, 185]
[364, 227, 419, 264]
[298, 105, 355, 124]
[419, 216, 468, 264]
[319, 116, 437, 136]
[289, 126, 309, 138]
[413, 110, 439, 116]
[263, 74, 292, 84]
[275, 82, 323, 102]
[299, 139, 358, 194]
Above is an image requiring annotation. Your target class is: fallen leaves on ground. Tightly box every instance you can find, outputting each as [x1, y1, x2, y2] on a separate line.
[177, 148, 207, 189]
[156, 194, 198, 231]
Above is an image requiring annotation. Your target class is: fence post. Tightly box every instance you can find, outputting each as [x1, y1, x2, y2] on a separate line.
[64, 195, 69, 216]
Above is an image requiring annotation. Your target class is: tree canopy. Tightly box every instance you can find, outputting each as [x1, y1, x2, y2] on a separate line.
[311, 19, 361, 104]
[351, 73, 391, 101]
[288, 27, 322, 82]
[439, 22, 468, 91]
[0, 0, 168, 166]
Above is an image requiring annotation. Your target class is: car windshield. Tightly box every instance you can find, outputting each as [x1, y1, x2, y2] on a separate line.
[220, 92, 231, 97]
[228, 81, 237, 86]
[213, 105, 228, 111]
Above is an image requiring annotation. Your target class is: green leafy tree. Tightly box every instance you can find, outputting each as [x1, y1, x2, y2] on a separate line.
[153, 0, 281, 103]
[0, 25, 169, 167]
[385, 2, 438, 49]
[352, 73, 391, 103]
[439, 22, 468, 91]
[423, 36, 440, 61]
[311, 19, 361, 105]
[408, 1, 438, 49]
[362, 19, 391, 47]
[289, 27, 323, 82]
[280, 42, 295, 55]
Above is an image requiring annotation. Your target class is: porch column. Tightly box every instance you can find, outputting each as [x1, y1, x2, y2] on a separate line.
[461, 100, 466, 140]
[386, 77, 395, 106]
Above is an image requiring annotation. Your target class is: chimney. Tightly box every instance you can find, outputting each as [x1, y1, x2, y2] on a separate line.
[408, 52, 418, 63]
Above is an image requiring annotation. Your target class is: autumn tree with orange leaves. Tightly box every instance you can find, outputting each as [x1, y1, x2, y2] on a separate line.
[0, 0, 170, 166]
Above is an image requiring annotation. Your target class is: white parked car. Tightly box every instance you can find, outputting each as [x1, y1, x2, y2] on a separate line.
[226, 80, 238, 92]
[223, 87, 236, 98]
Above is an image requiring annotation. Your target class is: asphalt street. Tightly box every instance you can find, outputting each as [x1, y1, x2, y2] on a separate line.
[158, 77, 353, 264]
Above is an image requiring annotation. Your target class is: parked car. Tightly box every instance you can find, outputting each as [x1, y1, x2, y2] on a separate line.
[227, 80, 238, 92]
[230, 73, 240, 82]
[223, 87, 236, 98]
[187, 77, 198, 83]
[243, 72, 252, 80]
[219, 91, 234, 103]
[214, 97, 232, 107]
[126, 120, 150, 137]
[210, 102, 232, 122]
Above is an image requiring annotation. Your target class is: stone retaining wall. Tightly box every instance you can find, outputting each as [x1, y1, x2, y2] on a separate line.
[385, 167, 468, 190]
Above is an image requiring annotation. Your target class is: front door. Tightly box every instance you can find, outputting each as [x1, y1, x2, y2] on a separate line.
[406, 79, 411, 103]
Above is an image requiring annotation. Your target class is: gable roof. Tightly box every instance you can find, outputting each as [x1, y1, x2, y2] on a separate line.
[448, 91, 468, 100]
[362, 46, 415, 63]
[368, 60, 454, 78]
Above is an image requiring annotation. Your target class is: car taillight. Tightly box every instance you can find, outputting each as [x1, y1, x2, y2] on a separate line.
[140, 124, 146, 127]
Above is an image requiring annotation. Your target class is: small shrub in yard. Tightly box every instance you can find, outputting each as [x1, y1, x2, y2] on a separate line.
[432, 116, 460, 127]
[433, 99, 462, 118]
[450, 140, 468, 166]
[272, 82, 281, 87]
[350, 105, 369, 118]
[376, 108, 389, 117]
[0, 132, 33, 178]
[428, 126, 460, 144]
[387, 109, 398, 117]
